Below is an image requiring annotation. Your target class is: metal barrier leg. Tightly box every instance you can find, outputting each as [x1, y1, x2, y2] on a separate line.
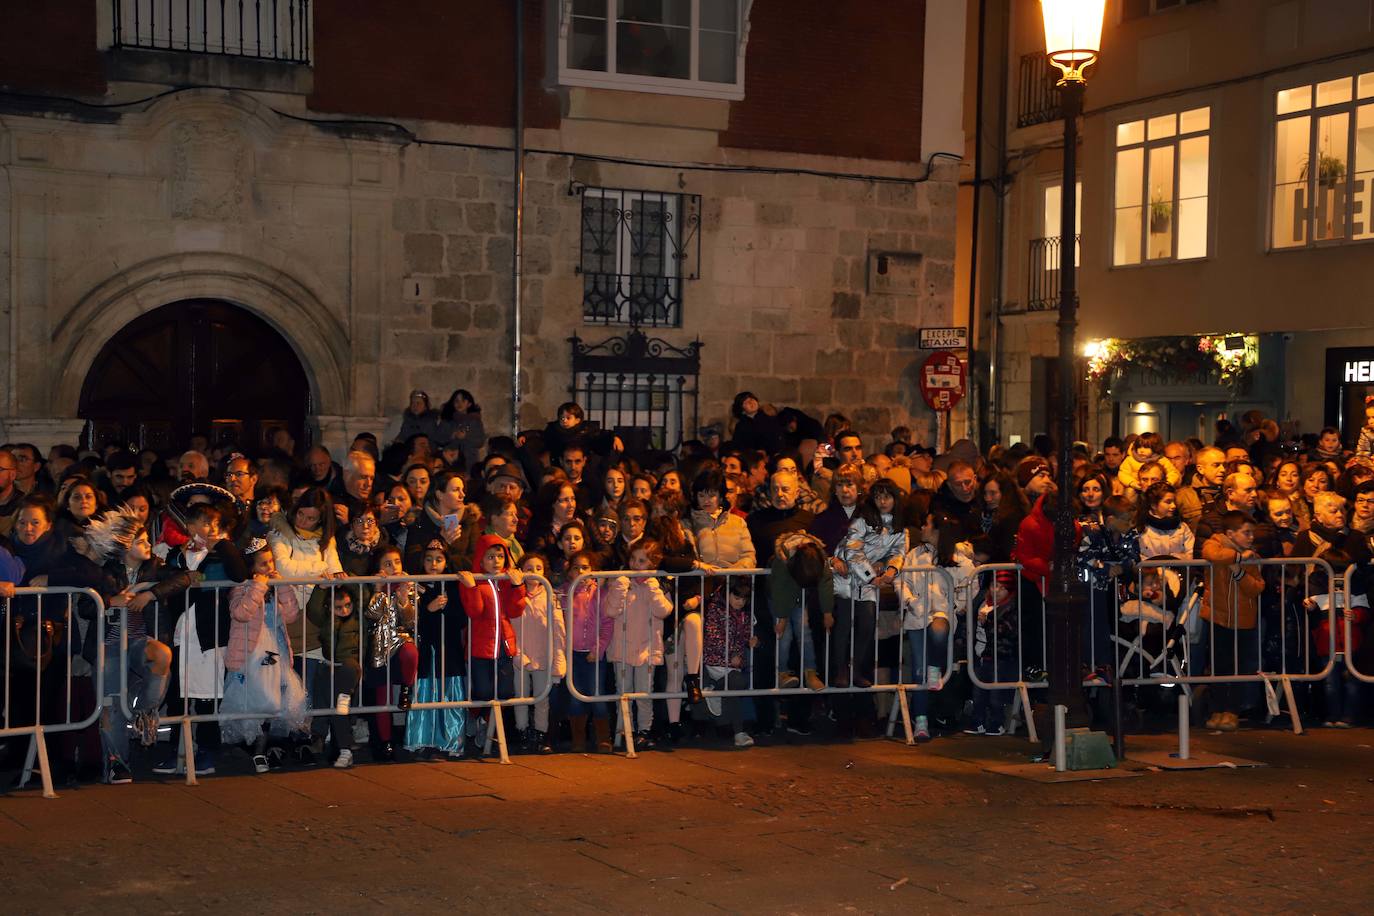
[1177, 691, 1190, 761]
[491, 706, 511, 765]
[182, 716, 198, 787]
[1281, 677, 1303, 736]
[885, 694, 899, 738]
[1017, 685, 1039, 744]
[26, 729, 56, 799]
[619, 696, 637, 759]
[1053, 705, 1067, 772]
[895, 689, 915, 746]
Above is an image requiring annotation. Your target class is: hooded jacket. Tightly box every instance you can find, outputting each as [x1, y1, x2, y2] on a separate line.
[459, 533, 528, 660]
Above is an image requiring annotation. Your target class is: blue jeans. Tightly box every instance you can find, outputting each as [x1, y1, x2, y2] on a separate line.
[566, 651, 611, 719]
[1323, 655, 1361, 723]
[904, 626, 950, 717]
[776, 600, 816, 679]
[100, 637, 168, 765]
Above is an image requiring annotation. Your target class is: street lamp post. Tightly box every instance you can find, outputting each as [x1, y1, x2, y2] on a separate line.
[1038, 0, 1105, 726]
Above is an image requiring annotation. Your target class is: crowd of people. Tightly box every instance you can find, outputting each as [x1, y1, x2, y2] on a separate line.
[2, 386, 1373, 787]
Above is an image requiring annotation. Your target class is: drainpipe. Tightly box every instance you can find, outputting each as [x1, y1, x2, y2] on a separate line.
[511, 0, 526, 436]
[989, 0, 1011, 442]
[966, 0, 986, 446]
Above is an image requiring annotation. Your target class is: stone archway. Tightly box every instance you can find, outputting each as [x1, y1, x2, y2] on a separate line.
[79, 299, 312, 452]
[51, 251, 351, 429]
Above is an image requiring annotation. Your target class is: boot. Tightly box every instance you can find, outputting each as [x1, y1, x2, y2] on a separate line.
[683, 673, 704, 705]
[569, 715, 589, 753]
[593, 717, 613, 753]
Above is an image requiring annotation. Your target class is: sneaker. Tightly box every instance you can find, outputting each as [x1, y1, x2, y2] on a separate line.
[963, 724, 986, 735]
[785, 722, 813, 737]
[1334, 720, 1354, 729]
[335, 693, 352, 716]
[705, 695, 722, 717]
[151, 755, 181, 775]
[779, 671, 800, 689]
[193, 750, 217, 776]
[914, 716, 930, 742]
[633, 730, 655, 751]
[265, 746, 287, 770]
[253, 754, 270, 774]
[445, 748, 465, 761]
[294, 745, 318, 767]
[397, 685, 413, 711]
[334, 748, 354, 769]
[352, 720, 370, 745]
[805, 669, 826, 691]
[984, 725, 1006, 737]
[926, 667, 943, 690]
[105, 756, 133, 785]
[1217, 712, 1239, 732]
[1205, 712, 1223, 730]
[734, 731, 755, 748]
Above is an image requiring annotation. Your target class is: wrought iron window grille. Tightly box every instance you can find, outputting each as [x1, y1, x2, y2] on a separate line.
[569, 329, 703, 453]
[572, 182, 701, 328]
[1026, 234, 1081, 312]
[1017, 53, 1061, 128]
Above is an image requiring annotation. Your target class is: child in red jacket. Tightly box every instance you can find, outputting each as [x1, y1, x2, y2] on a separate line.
[458, 534, 528, 744]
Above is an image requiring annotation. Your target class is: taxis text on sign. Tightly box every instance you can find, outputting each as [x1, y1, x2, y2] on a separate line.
[918, 327, 967, 350]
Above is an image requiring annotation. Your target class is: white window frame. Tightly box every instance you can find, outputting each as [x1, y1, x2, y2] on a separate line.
[1269, 69, 1374, 251]
[556, 0, 752, 101]
[1111, 105, 1212, 266]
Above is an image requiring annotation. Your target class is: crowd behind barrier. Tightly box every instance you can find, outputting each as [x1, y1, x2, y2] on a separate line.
[2, 393, 1374, 794]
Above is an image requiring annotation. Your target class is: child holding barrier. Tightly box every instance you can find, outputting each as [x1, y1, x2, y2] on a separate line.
[1304, 549, 1366, 727]
[606, 540, 673, 750]
[700, 577, 759, 747]
[457, 534, 527, 754]
[965, 569, 1018, 736]
[404, 539, 467, 759]
[364, 544, 419, 761]
[514, 552, 566, 754]
[898, 507, 975, 741]
[221, 539, 307, 774]
[564, 549, 615, 752]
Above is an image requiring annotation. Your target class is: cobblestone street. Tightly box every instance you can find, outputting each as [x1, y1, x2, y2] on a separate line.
[4, 727, 1373, 913]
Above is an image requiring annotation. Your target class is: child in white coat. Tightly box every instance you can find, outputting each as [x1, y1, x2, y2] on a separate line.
[605, 540, 673, 750]
[514, 553, 567, 753]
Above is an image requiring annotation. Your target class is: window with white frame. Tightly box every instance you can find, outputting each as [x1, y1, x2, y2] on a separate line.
[559, 0, 749, 100]
[1271, 72, 1374, 249]
[1113, 107, 1211, 265]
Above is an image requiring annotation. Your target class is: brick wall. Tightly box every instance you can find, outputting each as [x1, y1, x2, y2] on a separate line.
[721, 0, 926, 163]
[308, 0, 559, 131]
[0, 0, 105, 96]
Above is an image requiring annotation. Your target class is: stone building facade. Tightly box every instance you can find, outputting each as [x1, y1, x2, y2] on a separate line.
[0, 1, 966, 456]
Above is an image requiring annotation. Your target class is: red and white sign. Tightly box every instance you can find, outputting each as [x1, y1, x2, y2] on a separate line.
[919, 350, 966, 412]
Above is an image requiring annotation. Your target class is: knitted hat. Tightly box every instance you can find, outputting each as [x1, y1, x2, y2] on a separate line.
[1016, 457, 1052, 489]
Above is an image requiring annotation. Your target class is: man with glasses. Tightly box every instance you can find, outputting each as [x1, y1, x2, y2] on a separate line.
[222, 455, 259, 545]
[3, 443, 45, 495]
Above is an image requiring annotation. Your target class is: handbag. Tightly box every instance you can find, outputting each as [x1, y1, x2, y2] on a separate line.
[11, 615, 65, 672]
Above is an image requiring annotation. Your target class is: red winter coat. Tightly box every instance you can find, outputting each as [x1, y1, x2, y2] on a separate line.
[459, 533, 527, 659]
[1012, 493, 1081, 591]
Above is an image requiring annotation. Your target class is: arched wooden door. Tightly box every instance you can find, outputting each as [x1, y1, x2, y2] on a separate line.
[79, 300, 311, 453]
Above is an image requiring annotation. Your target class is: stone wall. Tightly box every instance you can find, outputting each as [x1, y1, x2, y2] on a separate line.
[0, 88, 959, 454]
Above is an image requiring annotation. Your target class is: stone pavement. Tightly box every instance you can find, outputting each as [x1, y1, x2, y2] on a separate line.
[3, 728, 1374, 914]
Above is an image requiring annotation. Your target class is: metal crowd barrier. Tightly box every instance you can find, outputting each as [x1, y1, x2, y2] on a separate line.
[128, 571, 556, 782]
[962, 557, 1338, 760]
[1, 586, 107, 798]
[563, 566, 957, 757]
[1340, 563, 1372, 687]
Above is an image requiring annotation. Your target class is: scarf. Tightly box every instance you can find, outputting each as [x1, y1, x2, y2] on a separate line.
[346, 528, 380, 556]
[1146, 512, 1182, 533]
[294, 525, 323, 541]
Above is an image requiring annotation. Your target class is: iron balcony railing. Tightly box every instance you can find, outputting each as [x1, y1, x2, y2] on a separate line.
[110, 0, 312, 63]
[1026, 235, 1080, 312]
[1017, 52, 1061, 128]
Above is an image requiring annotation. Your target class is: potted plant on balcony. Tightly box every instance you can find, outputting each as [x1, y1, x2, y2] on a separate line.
[1300, 152, 1346, 186]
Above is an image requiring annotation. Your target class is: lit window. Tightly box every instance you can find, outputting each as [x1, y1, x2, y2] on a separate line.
[1271, 69, 1374, 249]
[1113, 106, 1211, 265]
[559, 0, 749, 100]
[578, 186, 701, 327]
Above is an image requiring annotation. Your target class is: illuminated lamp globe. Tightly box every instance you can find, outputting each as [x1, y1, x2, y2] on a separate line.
[1040, 0, 1106, 84]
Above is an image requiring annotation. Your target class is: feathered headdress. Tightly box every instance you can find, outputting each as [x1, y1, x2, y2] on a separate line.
[79, 505, 147, 563]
